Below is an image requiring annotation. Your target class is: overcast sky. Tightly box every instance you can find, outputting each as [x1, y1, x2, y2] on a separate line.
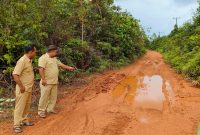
[114, 0, 198, 36]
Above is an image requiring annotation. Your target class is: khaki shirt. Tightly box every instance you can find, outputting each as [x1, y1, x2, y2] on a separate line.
[38, 53, 62, 84]
[13, 55, 34, 92]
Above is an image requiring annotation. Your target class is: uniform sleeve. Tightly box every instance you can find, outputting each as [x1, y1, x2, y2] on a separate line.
[57, 59, 62, 66]
[38, 56, 47, 68]
[13, 59, 25, 76]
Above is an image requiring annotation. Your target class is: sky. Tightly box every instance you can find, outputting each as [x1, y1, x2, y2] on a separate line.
[114, 0, 199, 36]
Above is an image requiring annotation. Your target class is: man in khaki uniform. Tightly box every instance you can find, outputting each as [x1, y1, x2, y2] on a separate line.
[38, 45, 74, 118]
[12, 45, 36, 133]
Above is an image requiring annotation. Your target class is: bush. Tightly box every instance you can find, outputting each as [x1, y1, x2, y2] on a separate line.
[0, 0, 148, 95]
[151, 4, 200, 84]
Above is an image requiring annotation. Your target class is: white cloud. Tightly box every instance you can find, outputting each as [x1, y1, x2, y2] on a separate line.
[114, 0, 198, 35]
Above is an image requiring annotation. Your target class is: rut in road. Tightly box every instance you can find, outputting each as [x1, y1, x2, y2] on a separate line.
[1, 51, 200, 135]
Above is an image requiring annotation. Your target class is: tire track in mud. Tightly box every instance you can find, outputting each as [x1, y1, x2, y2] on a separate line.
[101, 114, 131, 135]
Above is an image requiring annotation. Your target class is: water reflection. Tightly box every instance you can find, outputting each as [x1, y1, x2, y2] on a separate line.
[112, 75, 175, 123]
[134, 75, 165, 111]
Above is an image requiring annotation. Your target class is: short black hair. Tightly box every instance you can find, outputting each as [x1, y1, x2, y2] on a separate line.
[24, 45, 36, 53]
[47, 45, 58, 52]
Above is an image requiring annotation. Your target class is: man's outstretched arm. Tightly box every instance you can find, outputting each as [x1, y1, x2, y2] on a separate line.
[59, 63, 75, 71]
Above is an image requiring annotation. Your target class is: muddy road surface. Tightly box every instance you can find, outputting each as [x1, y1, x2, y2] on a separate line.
[1, 51, 200, 135]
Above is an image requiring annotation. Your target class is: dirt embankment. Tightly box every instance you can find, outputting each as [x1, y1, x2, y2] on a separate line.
[1, 51, 200, 135]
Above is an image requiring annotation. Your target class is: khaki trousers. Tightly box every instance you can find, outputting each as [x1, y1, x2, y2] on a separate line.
[38, 84, 58, 114]
[14, 87, 32, 127]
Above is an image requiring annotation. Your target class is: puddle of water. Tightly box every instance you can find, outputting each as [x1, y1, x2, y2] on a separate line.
[112, 75, 175, 123]
[134, 75, 165, 111]
[165, 80, 175, 106]
[134, 75, 167, 124]
[112, 76, 137, 104]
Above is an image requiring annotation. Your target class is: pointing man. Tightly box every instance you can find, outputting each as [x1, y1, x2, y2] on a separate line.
[13, 45, 36, 133]
[38, 45, 74, 118]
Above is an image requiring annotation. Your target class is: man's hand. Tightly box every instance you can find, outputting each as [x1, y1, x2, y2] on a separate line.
[41, 79, 47, 86]
[59, 63, 75, 72]
[20, 85, 25, 93]
[39, 67, 47, 86]
[68, 67, 75, 71]
[13, 74, 25, 93]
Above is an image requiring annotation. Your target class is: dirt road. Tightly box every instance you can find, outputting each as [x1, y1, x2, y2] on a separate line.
[1, 51, 200, 135]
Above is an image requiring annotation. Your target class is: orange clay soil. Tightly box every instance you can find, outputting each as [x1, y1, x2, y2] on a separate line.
[1, 50, 200, 135]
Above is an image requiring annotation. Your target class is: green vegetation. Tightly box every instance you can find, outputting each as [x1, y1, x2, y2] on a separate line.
[150, 0, 200, 85]
[0, 0, 148, 94]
